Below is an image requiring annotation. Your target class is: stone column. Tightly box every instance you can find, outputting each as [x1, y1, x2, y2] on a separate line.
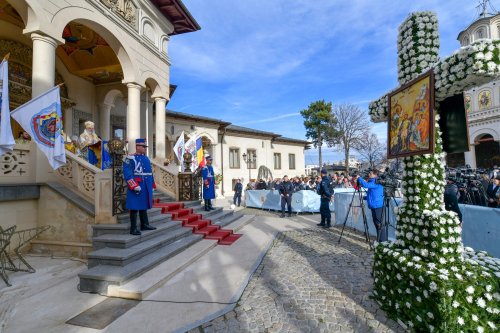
[464, 145, 477, 168]
[31, 33, 58, 98]
[98, 103, 113, 141]
[154, 98, 167, 159]
[63, 108, 73, 138]
[126, 83, 142, 154]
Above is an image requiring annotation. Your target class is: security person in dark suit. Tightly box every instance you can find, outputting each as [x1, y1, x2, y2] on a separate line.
[317, 169, 333, 228]
[279, 175, 294, 217]
[233, 178, 243, 207]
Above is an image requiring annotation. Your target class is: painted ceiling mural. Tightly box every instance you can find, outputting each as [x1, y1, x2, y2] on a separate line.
[58, 22, 123, 84]
[0, 1, 123, 85]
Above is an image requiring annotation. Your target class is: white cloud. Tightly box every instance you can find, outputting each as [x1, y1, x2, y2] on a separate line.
[239, 112, 301, 125]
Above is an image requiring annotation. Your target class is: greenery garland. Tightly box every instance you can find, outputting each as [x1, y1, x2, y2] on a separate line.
[371, 12, 500, 332]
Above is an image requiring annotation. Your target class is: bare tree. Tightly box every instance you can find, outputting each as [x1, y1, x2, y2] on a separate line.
[327, 103, 370, 172]
[353, 132, 386, 170]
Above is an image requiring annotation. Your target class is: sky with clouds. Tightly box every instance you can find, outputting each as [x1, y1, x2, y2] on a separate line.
[167, 0, 490, 166]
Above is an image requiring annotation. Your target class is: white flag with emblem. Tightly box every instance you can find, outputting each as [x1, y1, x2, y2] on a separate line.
[184, 135, 198, 170]
[11, 86, 66, 170]
[0, 59, 15, 156]
[173, 130, 185, 169]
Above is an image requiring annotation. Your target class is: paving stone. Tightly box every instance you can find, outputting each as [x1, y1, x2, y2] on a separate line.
[193, 227, 406, 333]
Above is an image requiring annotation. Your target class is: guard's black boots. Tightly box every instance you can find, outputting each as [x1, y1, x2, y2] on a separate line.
[141, 223, 156, 231]
[317, 220, 325, 227]
[130, 220, 141, 236]
[323, 221, 331, 229]
[204, 200, 210, 211]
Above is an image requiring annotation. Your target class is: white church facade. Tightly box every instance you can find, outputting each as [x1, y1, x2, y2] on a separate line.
[0, 0, 308, 256]
[456, 9, 500, 168]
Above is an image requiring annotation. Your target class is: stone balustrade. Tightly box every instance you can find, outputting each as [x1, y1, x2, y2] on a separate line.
[0, 143, 36, 183]
[55, 151, 113, 223]
[151, 159, 178, 200]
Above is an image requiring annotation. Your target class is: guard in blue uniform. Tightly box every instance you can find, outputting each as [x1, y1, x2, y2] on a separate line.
[202, 155, 216, 211]
[123, 138, 157, 235]
[317, 169, 333, 228]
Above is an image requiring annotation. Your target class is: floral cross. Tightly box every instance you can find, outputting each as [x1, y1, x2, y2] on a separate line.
[370, 12, 500, 332]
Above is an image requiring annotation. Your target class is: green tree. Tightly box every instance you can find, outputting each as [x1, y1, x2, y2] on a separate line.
[300, 100, 339, 167]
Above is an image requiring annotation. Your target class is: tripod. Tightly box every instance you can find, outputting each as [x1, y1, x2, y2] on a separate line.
[379, 188, 399, 242]
[338, 187, 373, 250]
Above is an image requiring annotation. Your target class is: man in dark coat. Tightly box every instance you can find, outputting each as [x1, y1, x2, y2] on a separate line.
[233, 178, 243, 207]
[202, 155, 216, 211]
[486, 175, 500, 208]
[317, 169, 333, 228]
[444, 178, 463, 224]
[123, 138, 157, 235]
[279, 175, 294, 217]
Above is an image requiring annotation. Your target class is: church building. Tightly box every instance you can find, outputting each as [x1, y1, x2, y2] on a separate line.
[455, 6, 500, 168]
[0, 0, 308, 257]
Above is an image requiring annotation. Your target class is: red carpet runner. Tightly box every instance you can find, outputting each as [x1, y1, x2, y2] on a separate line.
[153, 199, 242, 246]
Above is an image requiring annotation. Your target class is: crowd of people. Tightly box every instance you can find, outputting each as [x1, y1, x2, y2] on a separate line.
[243, 172, 359, 193]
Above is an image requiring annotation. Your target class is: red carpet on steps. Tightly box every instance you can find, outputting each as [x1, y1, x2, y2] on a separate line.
[153, 199, 242, 246]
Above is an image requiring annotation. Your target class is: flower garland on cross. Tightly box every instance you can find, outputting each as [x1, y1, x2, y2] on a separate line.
[369, 12, 500, 332]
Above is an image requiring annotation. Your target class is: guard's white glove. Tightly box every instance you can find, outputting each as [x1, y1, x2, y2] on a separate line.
[134, 186, 142, 192]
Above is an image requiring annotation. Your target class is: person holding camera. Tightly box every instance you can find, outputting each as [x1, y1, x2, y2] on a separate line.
[317, 169, 333, 228]
[356, 169, 386, 242]
[279, 175, 294, 217]
[444, 178, 463, 224]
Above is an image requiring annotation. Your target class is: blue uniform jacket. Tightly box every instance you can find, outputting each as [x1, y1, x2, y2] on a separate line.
[318, 176, 333, 199]
[357, 177, 384, 209]
[123, 154, 155, 210]
[202, 165, 216, 199]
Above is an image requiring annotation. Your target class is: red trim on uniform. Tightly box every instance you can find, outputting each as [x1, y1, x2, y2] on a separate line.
[135, 177, 142, 183]
[127, 179, 138, 190]
[153, 182, 157, 189]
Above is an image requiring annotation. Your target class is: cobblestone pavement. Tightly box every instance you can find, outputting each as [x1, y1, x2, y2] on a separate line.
[189, 226, 405, 333]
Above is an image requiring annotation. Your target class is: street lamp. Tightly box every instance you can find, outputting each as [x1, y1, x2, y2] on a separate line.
[242, 152, 257, 182]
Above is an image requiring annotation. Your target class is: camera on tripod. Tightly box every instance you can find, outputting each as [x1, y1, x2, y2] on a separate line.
[375, 168, 402, 197]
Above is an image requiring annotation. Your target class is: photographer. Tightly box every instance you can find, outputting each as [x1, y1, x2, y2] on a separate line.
[444, 178, 463, 224]
[355, 169, 386, 242]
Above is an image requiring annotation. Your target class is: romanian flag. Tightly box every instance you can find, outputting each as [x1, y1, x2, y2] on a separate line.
[196, 137, 205, 168]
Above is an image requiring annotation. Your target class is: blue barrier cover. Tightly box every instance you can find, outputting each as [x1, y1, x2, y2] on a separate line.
[334, 192, 500, 258]
[245, 189, 499, 257]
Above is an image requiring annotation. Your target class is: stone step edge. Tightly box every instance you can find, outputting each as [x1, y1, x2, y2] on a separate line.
[88, 210, 234, 260]
[107, 214, 255, 300]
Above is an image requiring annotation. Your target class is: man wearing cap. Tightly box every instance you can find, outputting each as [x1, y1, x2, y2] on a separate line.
[202, 155, 216, 211]
[317, 169, 333, 228]
[123, 138, 157, 235]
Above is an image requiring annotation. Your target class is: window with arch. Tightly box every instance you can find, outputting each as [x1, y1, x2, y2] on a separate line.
[478, 90, 492, 110]
[464, 94, 472, 113]
[462, 35, 470, 46]
[160, 36, 168, 54]
[143, 20, 155, 44]
[477, 28, 485, 39]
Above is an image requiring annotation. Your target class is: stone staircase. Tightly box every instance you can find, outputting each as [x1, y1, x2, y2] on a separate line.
[78, 193, 243, 294]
